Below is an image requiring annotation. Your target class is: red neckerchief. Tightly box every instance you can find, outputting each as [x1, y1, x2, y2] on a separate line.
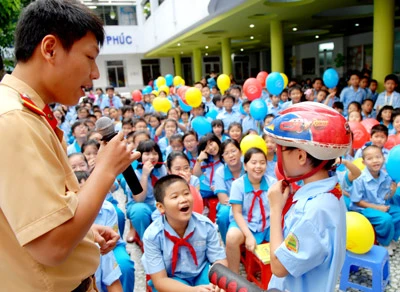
[164, 230, 198, 275]
[201, 160, 221, 185]
[20, 94, 57, 131]
[248, 190, 266, 231]
[150, 173, 158, 187]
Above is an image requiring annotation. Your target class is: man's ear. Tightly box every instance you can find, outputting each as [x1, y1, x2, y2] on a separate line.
[156, 201, 165, 215]
[40, 35, 58, 62]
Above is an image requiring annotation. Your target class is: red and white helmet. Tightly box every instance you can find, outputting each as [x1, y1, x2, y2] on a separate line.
[264, 102, 351, 160]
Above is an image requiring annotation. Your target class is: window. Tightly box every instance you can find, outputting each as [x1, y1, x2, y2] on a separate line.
[318, 42, 334, 76]
[203, 56, 220, 76]
[141, 59, 160, 85]
[92, 6, 137, 26]
[233, 55, 250, 83]
[107, 60, 126, 87]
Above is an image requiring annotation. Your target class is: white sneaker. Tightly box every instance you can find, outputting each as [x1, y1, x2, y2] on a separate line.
[383, 245, 394, 256]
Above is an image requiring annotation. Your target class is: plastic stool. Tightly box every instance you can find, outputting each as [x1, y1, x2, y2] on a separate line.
[245, 248, 272, 290]
[203, 197, 219, 223]
[339, 245, 390, 292]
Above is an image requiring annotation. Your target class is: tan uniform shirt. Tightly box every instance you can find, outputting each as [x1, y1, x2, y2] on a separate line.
[0, 75, 99, 291]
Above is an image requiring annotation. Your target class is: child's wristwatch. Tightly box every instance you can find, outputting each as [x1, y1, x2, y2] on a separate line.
[196, 158, 203, 163]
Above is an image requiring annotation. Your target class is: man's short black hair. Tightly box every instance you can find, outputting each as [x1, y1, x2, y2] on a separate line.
[384, 74, 399, 84]
[15, 0, 104, 63]
[154, 174, 188, 204]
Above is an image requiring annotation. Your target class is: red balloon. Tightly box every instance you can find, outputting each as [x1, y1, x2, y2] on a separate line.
[243, 78, 262, 101]
[189, 185, 203, 214]
[177, 86, 190, 103]
[256, 71, 268, 88]
[132, 90, 142, 102]
[348, 121, 370, 149]
[361, 118, 380, 134]
[385, 134, 400, 150]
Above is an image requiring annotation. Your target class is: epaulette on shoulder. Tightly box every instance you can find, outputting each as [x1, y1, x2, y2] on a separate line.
[19, 94, 45, 116]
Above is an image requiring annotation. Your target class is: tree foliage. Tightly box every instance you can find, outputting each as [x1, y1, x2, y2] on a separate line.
[0, 0, 22, 49]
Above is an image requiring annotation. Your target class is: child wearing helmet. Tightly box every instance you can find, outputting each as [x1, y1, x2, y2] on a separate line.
[264, 102, 351, 292]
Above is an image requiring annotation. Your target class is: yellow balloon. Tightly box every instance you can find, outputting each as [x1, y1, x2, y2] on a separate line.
[158, 85, 170, 96]
[152, 97, 171, 113]
[217, 74, 231, 93]
[156, 76, 166, 88]
[173, 76, 185, 87]
[185, 87, 202, 107]
[151, 90, 158, 97]
[280, 73, 288, 88]
[240, 135, 267, 156]
[346, 211, 375, 254]
[352, 157, 365, 171]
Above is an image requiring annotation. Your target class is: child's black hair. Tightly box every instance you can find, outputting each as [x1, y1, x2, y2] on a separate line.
[81, 139, 100, 153]
[122, 118, 133, 127]
[71, 120, 88, 133]
[170, 133, 183, 144]
[132, 117, 147, 127]
[222, 95, 235, 103]
[182, 130, 198, 143]
[228, 122, 243, 133]
[212, 94, 222, 106]
[332, 101, 344, 110]
[220, 139, 241, 163]
[154, 174, 188, 204]
[347, 101, 362, 112]
[136, 140, 163, 168]
[362, 145, 383, 159]
[197, 133, 221, 159]
[166, 151, 190, 170]
[385, 74, 399, 84]
[211, 119, 225, 135]
[376, 105, 394, 122]
[121, 105, 133, 116]
[288, 85, 302, 95]
[370, 124, 388, 138]
[243, 147, 267, 164]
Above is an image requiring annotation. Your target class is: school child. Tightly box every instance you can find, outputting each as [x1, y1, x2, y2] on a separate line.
[121, 118, 133, 137]
[214, 139, 245, 244]
[263, 134, 277, 178]
[81, 139, 99, 172]
[182, 130, 199, 168]
[67, 120, 89, 155]
[212, 94, 224, 113]
[216, 95, 242, 131]
[316, 89, 328, 103]
[193, 133, 222, 198]
[346, 101, 362, 117]
[134, 102, 146, 119]
[265, 102, 351, 291]
[242, 99, 263, 135]
[121, 105, 134, 120]
[143, 93, 154, 114]
[109, 107, 122, 132]
[374, 74, 400, 112]
[133, 117, 149, 133]
[376, 105, 395, 134]
[141, 175, 227, 291]
[280, 89, 289, 104]
[348, 110, 362, 122]
[225, 147, 276, 273]
[202, 86, 216, 112]
[166, 108, 187, 133]
[361, 98, 375, 119]
[211, 119, 229, 142]
[312, 77, 323, 98]
[149, 113, 161, 140]
[157, 118, 179, 159]
[126, 140, 167, 241]
[323, 87, 340, 108]
[369, 79, 379, 103]
[354, 124, 389, 160]
[332, 101, 344, 115]
[227, 122, 243, 143]
[340, 71, 367, 116]
[282, 85, 303, 110]
[268, 94, 283, 117]
[228, 85, 244, 112]
[350, 145, 400, 255]
[264, 114, 275, 127]
[100, 86, 123, 110]
[180, 110, 190, 131]
[335, 157, 362, 210]
[392, 111, 400, 136]
[165, 134, 184, 161]
[75, 171, 124, 292]
[167, 151, 200, 189]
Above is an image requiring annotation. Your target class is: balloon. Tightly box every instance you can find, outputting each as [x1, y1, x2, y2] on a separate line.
[280, 73, 288, 88]
[323, 68, 339, 89]
[178, 98, 192, 112]
[256, 71, 268, 88]
[249, 98, 268, 121]
[143, 85, 152, 95]
[217, 74, 230, 93]
[346, 212, 375, 254]
[152, 97, 171, 114]
[206, 108, 219, 120]
[192, 116, 212, 136]
[165, 74, 173, 87]
[240, 134, 267, 155]
[208, 77, 216, 89]
[361, 118, 380, 134]
[266, 72, 284, 96]
[239, 103, 247, 116]
[156, 76, 166, 88]
[386, 144, 400, 182]
[384, 134, 400, 150]
[158, 84, 170, 95]
[151, 90, 159, 97]
[189, 185, 204, 214]
[173, 76, 185, 87]
[352, 158, 365, 171]
[153, 80, 158, 91]
[348, 121, 369, 149]
[177, 85, 190, 100]
[185, 87, 202, 107]
[243, 78, 262, 101]
[131, 90, 142, 102]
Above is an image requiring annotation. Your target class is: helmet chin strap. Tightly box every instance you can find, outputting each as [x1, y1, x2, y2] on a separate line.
[276, 145, 329, 187]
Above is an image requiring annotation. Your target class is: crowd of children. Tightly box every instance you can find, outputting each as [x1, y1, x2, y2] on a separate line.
[56, 69, 400, 291]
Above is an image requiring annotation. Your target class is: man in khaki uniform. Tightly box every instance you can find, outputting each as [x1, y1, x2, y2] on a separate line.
[0, 1, 139, 291]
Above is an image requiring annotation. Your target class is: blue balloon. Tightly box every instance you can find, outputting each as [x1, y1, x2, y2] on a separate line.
[239, 103, 248, 116]
[192, 116, 212, 136]
[250, 98, 268, 121]
[386, 145, 400, 182]
[143, 85, 152, 94]
[208, 77, 216, 89]
[153, 80, 158, 91]
[165, 74, 174, 87]
[178, 98, 192, 112]
[323, 68, 339, 89]
[206, 108, 218, 120]
[266, 72, 284, 95]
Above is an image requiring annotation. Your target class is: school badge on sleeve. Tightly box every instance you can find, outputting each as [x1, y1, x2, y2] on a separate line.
[285, 232, 299, 253]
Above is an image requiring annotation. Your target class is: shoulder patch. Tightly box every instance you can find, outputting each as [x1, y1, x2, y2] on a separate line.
[284, 232, 299, 253]
[20, 95, 45, 116]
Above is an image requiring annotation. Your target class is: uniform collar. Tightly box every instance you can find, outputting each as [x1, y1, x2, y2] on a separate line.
[363, 167, 386, 183]
[224, 163, 245, 180]
[293, 175, 338, 202]
[163, 213, 195, 238]
[244, 173, 268, 193]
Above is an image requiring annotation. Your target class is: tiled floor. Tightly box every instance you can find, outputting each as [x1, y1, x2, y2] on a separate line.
[114, 189, 399, 291]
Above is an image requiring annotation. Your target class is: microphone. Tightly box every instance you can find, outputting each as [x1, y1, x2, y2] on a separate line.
[95, 117, 143, 195]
